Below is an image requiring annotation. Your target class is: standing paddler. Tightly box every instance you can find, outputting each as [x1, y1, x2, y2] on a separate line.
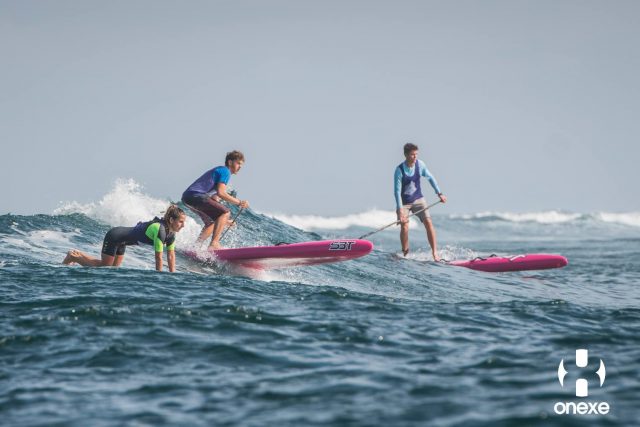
[181, 150, 250, 249]
[395, 143, 447, 260]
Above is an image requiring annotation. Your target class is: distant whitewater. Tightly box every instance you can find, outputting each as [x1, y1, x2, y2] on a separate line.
[48, 178, 640, 240]
[51, 178, 640, 233]
[266, 208, 640, 231]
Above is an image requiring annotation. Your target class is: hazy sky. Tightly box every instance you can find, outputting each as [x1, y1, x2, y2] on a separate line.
[2, 0, 639, 216]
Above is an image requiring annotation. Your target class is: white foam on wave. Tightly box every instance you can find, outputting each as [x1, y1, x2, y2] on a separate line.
[1, 227, 83, 263]
[449, 210, 583, 224]
[54, 178, 202, 247]
[593, 212, 640, 228]
[390, 245, 477, 262]
[262, 209, 420, 231]
[52, 179, 640, 238]
[265, 208, 640, 231]
[263, 208, 584, 230]
[451, 210, 640, 227]
[55, 179, 170, 226]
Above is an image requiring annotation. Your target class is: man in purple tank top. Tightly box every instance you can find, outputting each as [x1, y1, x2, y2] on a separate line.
[182, 150, 250, 249]
[394, 143, 447, 260]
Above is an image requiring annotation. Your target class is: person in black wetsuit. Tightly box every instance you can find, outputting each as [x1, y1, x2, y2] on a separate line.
[62, 205, 186, 272]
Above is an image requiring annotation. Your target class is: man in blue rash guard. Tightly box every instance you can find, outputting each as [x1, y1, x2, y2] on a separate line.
[62, 205, 186, 272]
[395, 143, 447, 260]
[181, 150, 250, 249]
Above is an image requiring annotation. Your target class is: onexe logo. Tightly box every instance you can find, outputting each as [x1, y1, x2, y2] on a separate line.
[554, 349, 610, 416]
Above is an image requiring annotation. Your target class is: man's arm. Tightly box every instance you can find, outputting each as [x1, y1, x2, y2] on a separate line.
[420, 160, 447, 203]
[419, 161, 440, 194]
[216, 183, 249, 208]
[394, 167, 403, 210]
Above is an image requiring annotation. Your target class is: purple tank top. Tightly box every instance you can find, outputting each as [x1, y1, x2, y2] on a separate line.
[398, 161, 423, 205]
[183, 166, 230, 197]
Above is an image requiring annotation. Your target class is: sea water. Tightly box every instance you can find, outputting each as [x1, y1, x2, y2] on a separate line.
[1, 180, 639, 426]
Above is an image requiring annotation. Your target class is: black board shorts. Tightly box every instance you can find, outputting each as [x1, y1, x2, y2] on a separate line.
[101, 226, 137, 257]
[181, 193, 230, 226]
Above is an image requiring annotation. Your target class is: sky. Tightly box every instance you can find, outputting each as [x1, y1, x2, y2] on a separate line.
[2, 0, 639, 216]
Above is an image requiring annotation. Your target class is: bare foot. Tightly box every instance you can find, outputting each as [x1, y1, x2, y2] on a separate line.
[402, 248, 409, 257]
[433, 253, 441, 262]
[63, 249, 80, 265]
[209, 242, 224, 250]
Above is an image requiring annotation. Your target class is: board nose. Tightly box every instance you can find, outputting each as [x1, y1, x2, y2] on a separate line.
[357, 239, 374, 254]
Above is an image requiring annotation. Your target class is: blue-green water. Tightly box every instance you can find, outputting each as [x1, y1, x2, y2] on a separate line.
[1, 206, 639, 426]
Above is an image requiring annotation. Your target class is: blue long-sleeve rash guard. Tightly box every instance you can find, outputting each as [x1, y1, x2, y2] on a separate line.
[394, 159, 442, 209]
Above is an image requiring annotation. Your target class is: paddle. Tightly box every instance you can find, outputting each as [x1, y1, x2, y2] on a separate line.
[357, 200, 442, 239]
[220, 206, 244, 241]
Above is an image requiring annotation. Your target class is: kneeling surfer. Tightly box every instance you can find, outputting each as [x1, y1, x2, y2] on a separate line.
[62, 205, 186, 272]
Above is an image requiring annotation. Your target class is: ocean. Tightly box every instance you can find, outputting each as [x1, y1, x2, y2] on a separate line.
[1, 180, 639, 426]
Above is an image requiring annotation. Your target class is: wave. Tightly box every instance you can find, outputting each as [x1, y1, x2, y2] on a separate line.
[49, 178, 322, 253]
[592, 212, 640, 228]
[43, 178, 640, 233]
[263, 209, 421, 231]
[53, 178, 204, 246]
[451, 211, 640, 227]
[54, 179, 171, 226]
[265, 209, 640, 230]
[449, 210, 583, 224]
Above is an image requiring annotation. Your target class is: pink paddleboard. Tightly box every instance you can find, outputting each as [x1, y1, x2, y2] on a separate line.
[448, 254, 568, 272]
[183, 239, 374, 270]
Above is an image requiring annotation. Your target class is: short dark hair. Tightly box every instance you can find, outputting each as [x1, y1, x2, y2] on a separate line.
[404, 143, 419, 155]
[225, 150, 245, 166]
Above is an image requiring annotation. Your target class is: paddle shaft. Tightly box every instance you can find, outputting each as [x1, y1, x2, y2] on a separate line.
[357, 200, 441, 239]
[220, 207, 244, 241]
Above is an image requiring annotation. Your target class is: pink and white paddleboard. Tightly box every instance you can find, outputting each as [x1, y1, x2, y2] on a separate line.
[448, 253, 568, 272]
[183, 239, 374, 270]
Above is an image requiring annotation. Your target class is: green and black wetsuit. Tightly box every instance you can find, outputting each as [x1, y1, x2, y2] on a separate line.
[101, 217, 176, 256]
